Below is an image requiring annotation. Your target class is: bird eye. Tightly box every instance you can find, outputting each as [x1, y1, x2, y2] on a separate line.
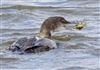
[60, 19, 65, 23]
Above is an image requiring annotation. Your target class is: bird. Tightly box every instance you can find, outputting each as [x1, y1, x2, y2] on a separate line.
[9, 16, 70, 53]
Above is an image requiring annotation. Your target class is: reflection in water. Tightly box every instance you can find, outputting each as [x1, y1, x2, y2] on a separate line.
[0, 0, 100, 70]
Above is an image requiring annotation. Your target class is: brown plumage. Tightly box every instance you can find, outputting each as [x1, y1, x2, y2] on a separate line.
[39, 16, 70, 38]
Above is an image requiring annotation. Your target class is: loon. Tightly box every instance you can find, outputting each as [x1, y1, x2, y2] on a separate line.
[9, 16, 70, 53]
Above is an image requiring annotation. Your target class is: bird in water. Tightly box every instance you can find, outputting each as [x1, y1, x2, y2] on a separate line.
[9, 16, 71, 53]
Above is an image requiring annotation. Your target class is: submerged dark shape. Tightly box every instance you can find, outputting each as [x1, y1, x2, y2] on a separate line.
[9, 36, 57, 53]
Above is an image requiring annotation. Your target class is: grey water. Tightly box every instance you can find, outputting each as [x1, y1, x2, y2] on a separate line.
[0, 0, 100, 70]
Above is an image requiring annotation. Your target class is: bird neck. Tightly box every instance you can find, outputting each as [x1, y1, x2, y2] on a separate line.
[39, 29, 51, 38]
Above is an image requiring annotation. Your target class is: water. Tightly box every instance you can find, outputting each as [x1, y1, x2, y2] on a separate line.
[0, 0, 100, 70]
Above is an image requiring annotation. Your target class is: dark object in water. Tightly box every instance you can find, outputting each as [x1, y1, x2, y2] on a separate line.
[9, 37, 57, 53]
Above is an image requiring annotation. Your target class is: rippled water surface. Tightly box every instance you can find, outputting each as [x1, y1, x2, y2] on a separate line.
[0, 0, 100, 70]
